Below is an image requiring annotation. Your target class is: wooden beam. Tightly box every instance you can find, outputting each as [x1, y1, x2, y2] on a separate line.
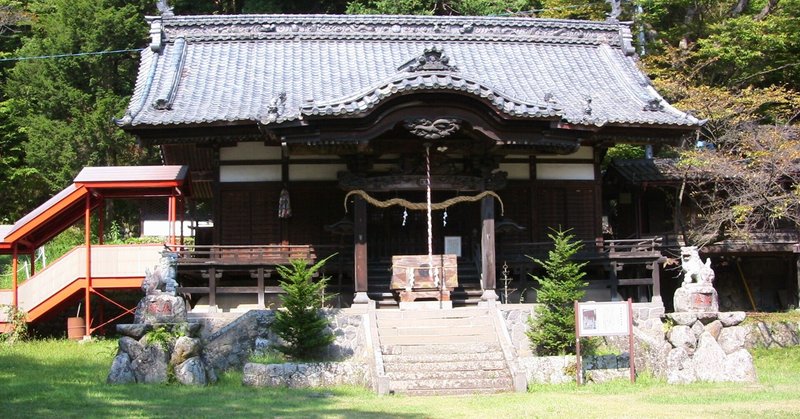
[84, 195, 92, 336]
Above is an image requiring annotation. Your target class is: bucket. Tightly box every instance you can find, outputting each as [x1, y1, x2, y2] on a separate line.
[67, 317, 86, 340]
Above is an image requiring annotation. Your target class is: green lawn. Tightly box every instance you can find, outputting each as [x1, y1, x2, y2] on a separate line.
[1, 339, 799, 418]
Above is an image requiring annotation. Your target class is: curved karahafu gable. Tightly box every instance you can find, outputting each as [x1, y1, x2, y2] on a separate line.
[117, 13, 701, 136]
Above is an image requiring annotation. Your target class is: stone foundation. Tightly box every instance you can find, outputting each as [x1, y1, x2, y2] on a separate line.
[664, 311, 756, 384]
[242, 361, 371, 388]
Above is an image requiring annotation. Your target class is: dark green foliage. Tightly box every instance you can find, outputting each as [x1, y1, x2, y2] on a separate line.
[272, 256, 335, 360]
[526, 228, 587, 355]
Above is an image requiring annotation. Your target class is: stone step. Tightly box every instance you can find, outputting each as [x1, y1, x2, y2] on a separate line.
[383, 359, 508, 373]
[376, 308, 489, 320]
[382, 351, 505, 365]
[385, 369, 509, 381]
[381, 342, 499, 355]
[379, 333, 496, 345]
[389, 376, 513, 392]
[377, 316, 492, 329]
[378, 324, 495, 338]
[394, 387, 510, 396]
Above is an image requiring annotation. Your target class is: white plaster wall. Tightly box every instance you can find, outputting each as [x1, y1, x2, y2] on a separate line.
[220, 143, 280, 161]
[536, 163, 595, 180]
[289, 164, 348, 181]
[220, 165, 281, 182]
[537, 146, 594, 160]
[498, 163, 530, 180]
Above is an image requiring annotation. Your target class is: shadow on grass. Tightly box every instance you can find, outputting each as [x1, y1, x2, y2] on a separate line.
[0, 341, 419, 418]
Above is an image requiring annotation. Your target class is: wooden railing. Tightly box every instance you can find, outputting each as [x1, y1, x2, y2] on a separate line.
[172, 244, 316, 266]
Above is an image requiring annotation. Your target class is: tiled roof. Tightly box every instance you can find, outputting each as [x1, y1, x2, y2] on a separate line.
[609, 158, 707, 184]
[118, 14, 701, 130]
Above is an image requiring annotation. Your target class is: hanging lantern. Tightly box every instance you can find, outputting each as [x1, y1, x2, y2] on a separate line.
[278, 188, 292, 218]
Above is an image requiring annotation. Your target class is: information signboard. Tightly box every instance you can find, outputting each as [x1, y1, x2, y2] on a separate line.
[577, 301, 630, 337]
[574, 299, 635, 385]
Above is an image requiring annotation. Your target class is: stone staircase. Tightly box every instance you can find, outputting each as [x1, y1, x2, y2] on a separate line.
[375, 307, 516, 395]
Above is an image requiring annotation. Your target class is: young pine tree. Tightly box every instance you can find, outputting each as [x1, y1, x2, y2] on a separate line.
[272, 257, 335, 360]
[526, 228, 588, 355]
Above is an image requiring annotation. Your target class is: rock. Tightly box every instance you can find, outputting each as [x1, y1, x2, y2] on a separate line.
[718, 326, 748, 355]
[119, 336, 144, 361]
[668, 325, 697, 353]
[723, 349, 757, 383]
[633, 326, 670, 379]
[704, 320, 724, 340]
[692, 332, 727, 382]
[695, 312, 719, 325]
[253, 337, 271, 356]
[131, 344, 169, 384]
[171, 336, 201, 366]
[175, 357, 208, 386]
[667, 312, 697, 326]
[666, 347, 695, 384]
[116, 324, 150, 339]
[134, 294, 187, 324]
[718, 311, 746, 327]
[691, 320, 705, 338]
[107, 353, 135, 384]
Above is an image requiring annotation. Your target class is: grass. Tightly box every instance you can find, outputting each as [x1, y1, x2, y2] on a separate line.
[1, 339, 800, 418]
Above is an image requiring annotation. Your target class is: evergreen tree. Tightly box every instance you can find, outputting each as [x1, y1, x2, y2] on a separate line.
[271, 257, 335, 360]
[526, 228, 587, 355]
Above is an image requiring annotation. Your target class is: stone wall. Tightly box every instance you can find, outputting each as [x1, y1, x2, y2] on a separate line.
[242, 361, 371, 388]
[199, 309, 369, 374]
[519, 354, 631, 384]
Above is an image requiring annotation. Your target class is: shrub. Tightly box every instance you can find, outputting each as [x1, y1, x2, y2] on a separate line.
[526, 228, 588, 355]
[0, 305, 28, 344]
[271, 256, 335, 360]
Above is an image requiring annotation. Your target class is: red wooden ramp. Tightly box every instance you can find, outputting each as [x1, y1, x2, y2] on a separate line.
[0, 166, 189, 335]
[0, 244, 161, 328]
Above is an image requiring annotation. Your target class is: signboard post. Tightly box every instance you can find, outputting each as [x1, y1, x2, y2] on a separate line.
[574, 298, 635, 385]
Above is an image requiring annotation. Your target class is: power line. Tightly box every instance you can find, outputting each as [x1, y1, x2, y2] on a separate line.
[0, 48, 144, 63]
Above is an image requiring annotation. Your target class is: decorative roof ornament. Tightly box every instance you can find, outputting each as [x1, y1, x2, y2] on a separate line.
[404, 118, 461, 140]
[398, 47, 459, 73]
[156, 0, 174, 17]
[261, 92, 287, 124]
[583, 95, 593, 115]
[606, 0, 622, 21]
[643, 97, 665, 112]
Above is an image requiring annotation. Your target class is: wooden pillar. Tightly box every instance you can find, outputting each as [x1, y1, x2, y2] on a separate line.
[178, 196, 185, 245]
[651, 259, 663, 304]
[480, 196, 497, 303]
[609, 261, 620, 302]
[29, 252, 35, 277]
[211, 145, 221, 245]
[352, 195, 370, 304]
[84, 195, 92, 336]
[168, 195, 177, 247]
[11, 244, 18, 309]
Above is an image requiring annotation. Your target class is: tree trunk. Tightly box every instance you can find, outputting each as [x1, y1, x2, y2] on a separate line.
[730, 0, 749, 16]
[756, 0, 779, 20]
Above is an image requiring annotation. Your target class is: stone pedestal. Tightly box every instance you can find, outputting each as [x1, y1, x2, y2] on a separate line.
[134, 294, 188, 324]
[673, 285, 719, 313]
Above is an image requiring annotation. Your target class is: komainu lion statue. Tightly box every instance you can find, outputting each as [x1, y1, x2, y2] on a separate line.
[142, 250, 179, 296]
[680, 246, 715, 286]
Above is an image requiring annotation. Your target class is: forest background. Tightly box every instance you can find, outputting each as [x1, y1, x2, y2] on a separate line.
[0, 0, 797, 246]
